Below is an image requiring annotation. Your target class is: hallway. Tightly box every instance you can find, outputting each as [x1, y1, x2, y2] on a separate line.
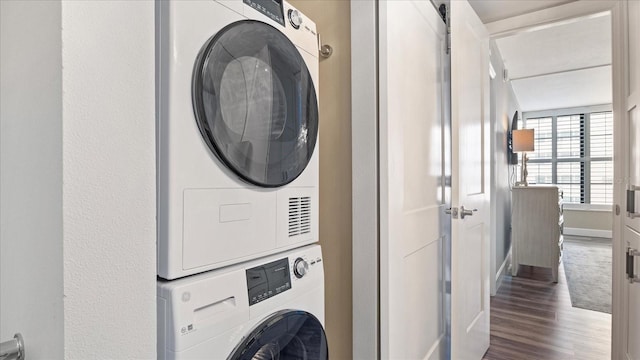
[483, 264, 611, 360]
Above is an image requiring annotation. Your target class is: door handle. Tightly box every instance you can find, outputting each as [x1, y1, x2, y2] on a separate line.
[460, 206, 477, 219]
[628, 185, 640, 219]
[0, 333, 24, 360]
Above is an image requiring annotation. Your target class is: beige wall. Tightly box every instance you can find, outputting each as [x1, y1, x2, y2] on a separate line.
[564, 209, 612, 231]
[288, 1, 353, 359]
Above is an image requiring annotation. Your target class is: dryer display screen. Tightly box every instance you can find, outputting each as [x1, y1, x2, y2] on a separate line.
[246, 258, 291, 305]
[243, 0, 285, 26]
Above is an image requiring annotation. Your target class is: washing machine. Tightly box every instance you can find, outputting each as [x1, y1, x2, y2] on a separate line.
[156, 0, 320, 280]
[157, 244, 327, 360]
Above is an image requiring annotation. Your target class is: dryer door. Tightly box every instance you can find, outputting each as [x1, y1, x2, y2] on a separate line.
[228, 310, 328, 360]
[193, 20, 319, 188]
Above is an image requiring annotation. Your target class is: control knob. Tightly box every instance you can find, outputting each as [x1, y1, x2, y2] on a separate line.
[293, 258, 309, 278]
[288, 9, 303, 29]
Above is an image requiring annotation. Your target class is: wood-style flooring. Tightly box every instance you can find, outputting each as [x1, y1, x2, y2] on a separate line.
[483, 264, 611, 360]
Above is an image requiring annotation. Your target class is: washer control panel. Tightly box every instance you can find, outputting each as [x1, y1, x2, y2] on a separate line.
[243, 0, 285, 26]
[246, 258, 291, 305]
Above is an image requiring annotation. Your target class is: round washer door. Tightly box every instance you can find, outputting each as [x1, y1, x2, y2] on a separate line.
[193, 20, 319, 188]
[228, 310, 328, 360]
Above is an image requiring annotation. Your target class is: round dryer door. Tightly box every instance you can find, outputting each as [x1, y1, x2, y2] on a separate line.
[228, 310, 328, 360]
[193, 20, 319, 188]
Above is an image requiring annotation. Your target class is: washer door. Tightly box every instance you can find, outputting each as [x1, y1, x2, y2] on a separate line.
[193, 20, 319, 188]
[228, 310, 328, 360]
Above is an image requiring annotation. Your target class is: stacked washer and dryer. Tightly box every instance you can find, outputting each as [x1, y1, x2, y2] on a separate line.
[155, 0, 326, 358]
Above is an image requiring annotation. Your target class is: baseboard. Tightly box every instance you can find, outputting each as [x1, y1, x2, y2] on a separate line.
[495, 248, 511, 293]
[563, 227, 612, 239]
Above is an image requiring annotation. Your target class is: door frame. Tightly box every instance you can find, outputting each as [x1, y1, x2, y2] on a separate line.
[486, 1, 627, 358]
[350, 1, 381, 358]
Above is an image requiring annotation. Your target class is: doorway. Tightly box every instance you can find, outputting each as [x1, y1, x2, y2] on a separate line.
[475, 1, 626, 358]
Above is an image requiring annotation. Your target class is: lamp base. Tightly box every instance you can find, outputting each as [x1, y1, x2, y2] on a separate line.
[518, 152, 529, 186]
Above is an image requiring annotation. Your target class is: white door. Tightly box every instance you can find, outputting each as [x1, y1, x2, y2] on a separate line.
[624, 2, 640, 358]
[0, 1, 64, 358]
[450, 1, 491, 359]
[378, 1, 449, 359]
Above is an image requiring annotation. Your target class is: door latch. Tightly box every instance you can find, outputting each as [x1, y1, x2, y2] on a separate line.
[445, 207, 458, 219]
[627, 247, 640, 284]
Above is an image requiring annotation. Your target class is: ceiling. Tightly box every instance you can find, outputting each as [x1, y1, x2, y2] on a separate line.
[474, 2, 612, 113]
[468, 0, 576, 24]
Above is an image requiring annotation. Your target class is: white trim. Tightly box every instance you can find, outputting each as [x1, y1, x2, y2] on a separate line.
[350, 2, 379, 359]
[563, 227, 613, 239]
[494, 248, 511, 295]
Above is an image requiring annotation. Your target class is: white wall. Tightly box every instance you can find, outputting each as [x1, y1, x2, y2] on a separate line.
[489, 40, 520, 294]
[61, 1, 156, 358]
[0, 1, 64, 357]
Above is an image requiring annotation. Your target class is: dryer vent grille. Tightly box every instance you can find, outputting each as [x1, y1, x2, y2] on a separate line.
[288, 197, 311, 237]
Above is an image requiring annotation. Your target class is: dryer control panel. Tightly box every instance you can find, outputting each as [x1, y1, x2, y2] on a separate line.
[246, 258, 291, 305]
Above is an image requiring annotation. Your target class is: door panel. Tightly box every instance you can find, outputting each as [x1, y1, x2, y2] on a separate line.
[450, 1, 491, 359]
[378, 1, 448, 359]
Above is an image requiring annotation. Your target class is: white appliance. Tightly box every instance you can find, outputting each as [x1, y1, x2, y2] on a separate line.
[156, 0, 320, 280]
[157, 244, 327, 360]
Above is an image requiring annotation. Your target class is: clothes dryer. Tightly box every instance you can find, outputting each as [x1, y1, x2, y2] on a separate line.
[157, 0, 319, 279]
[157, 244, 327, 360]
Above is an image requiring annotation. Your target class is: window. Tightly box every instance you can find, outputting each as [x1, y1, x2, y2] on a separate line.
[524, 110, 613, 204]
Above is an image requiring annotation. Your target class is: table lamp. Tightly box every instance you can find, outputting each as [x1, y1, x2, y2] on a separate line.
[513, 129, 535, 186]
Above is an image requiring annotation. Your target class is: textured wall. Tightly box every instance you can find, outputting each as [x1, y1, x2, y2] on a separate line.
[286, 1, 353, 359]
[0, 1, 64, 357]
[61, 2, 156, 358]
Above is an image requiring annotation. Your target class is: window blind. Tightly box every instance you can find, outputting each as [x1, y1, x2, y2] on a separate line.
[523, 110, 613, 205]
[590, 112, 614, 204]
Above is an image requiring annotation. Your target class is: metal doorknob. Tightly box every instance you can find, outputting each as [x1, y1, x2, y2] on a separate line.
[460, 206, 477, 219]
[0, 333, 24, 360]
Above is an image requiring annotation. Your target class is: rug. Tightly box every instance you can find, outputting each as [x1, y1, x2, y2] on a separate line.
[562, 236, 612, 314]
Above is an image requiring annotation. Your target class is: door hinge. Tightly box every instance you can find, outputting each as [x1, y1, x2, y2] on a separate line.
[439, 4, 451, 54]
[628, 184, 639, 218]
[627, 247, 640, 284]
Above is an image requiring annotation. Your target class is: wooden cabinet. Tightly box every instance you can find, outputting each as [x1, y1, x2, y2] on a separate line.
[511, 186, 563, 282]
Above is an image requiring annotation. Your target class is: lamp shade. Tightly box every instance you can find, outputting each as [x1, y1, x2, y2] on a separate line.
[512, 129, 534, 152]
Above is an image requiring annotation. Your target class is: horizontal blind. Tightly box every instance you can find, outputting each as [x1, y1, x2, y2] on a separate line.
[524, 110, 613, 205]
[526, 117, 552, 160]
[526, 162, 552, 185]
[556, 114, 584, 159]
[557, 161, 584, 203]
[590, 112, 614, 204]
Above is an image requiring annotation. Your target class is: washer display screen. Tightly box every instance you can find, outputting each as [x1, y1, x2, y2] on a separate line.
[192, 20, 318, 188]
[243, 0, 285, 26]
[246, 258, 291, 305]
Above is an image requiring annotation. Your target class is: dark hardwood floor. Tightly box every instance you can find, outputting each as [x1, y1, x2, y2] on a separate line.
[483, 264, 611, 360]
